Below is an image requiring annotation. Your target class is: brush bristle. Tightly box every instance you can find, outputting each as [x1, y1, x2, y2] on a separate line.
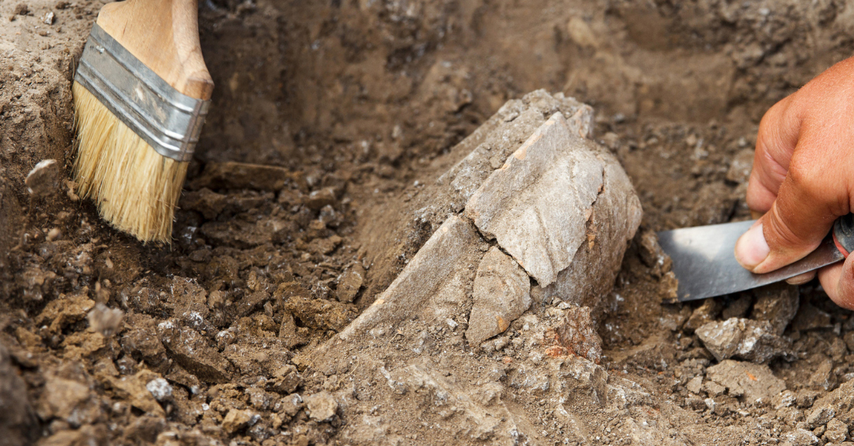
[72, 82, 189, 244]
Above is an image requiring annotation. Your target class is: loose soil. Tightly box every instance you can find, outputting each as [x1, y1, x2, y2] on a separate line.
[2, 0, 854, 445]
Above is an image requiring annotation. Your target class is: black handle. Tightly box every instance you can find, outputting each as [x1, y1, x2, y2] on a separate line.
[832, 213, 854, 256]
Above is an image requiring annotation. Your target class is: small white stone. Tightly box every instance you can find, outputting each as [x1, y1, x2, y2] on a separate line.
[146, 378, 172, 401]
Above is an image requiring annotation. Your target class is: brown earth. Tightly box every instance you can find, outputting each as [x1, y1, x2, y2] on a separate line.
[2, 0, 854, 445]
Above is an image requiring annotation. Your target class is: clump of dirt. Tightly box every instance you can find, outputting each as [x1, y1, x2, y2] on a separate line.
[2, 0, 854, 445]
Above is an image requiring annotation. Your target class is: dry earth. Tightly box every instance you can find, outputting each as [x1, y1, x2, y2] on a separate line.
[2, 0, 854, 445]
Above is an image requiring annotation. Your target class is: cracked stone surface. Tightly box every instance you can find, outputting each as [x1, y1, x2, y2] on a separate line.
[466, 247, 531, 346]
[305, 92, 644, 444]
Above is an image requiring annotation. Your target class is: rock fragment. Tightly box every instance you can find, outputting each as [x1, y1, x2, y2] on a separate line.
[146, 378, 172, 402]
[684, 299, 721, 332]
[222, 409, 258, 434]
[705, 360, 786, 404]
[824, 418, 849, 443]
[786, 428, 819, 446]
[25, 159, 60, 197]
[792, 301, 833, 332]
[157, 320, 232, 383]
[726, 149, 754, 184]
[751, 283, 799, 335]
[304, 392, 338, 422]
[466, 247, 531, 346]
[305, 187, 337, 210]
[696, 318, 792, 363]
[556, 306, 603, 363]
[336, 263, 365, 303]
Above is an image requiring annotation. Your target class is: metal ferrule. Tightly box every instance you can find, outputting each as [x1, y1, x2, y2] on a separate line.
[74, 24, 210, 162]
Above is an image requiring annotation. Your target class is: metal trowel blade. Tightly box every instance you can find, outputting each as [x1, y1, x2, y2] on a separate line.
[657, 219, 844, 302]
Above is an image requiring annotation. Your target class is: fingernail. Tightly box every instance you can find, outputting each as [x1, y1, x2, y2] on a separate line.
[735, 222, 770, 270]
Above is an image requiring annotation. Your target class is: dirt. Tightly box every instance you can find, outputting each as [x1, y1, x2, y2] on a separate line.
[2, 0, 854, 445]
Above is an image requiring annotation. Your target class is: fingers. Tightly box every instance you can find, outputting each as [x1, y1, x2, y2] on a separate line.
[745, 96, 801, 213]
[818, 259, 854, 310]
[785, 270, 816, 285]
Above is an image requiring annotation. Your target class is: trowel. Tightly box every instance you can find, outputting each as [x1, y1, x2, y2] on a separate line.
[657, 214, 854, 302]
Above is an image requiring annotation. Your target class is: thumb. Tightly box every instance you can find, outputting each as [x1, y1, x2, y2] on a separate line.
[735, 157, 842, 274]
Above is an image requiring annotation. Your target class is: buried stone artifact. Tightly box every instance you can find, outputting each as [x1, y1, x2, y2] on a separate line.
[295, 91, 650, 444]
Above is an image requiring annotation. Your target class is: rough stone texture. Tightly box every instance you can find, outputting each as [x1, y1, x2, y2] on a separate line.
[696, 318, 793, 363]
[337, 215, 485, 341]
[706, 360, 786, 405]
[336, 263, 366, 303]
[824, 419, 849, 443]
[156, 320, 232, 383]
[466, 247, 531, 345]
[0, 342, 38, 445]
[305, 392, 338, 422]
[751, 283, 799, 336]
[356, 90, 596, 301]
[222, 409, 257, 434]
[556, 306, 603, 363]
[87, 303, 124, 337]
[786, 428, 820, 446]
[465, 112, 642, 299]
[684, 299, 721, 332]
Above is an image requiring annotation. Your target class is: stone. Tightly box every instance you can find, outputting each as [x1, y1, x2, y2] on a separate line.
[336, 263, 366, 304]
[696, 318, 793, 363]
[283, 297, 356, 332]
[180, 188, 228, 219]
[556, 306, 602, 363]
[806, 403, 835, 428]
[824, 419, 849, 443]
[684, 299, 721, 332]
[305, 188, 337, 210]
[793, 301, 833, 332]
[787, 428, 820, 446]
[845, 331, 854, 353]
[304, 391, 338, 422]
[120, 314, 169, 371]
[686, 376, 703, 394]
[222, 409, 258, 434]
[25, 159, 61, 197]
[110, 370, 166, 416]
[157, 320, 232, 383]
[146, 378, 172, 402]
[466, 247, 531, 345]
[751, 283, 799, 336]
[638, 230, 672, 278]
[464, 112, 641, 289]
[336, 215, 486, 341]
[808, 360, 837, 391]
[87, 303, 124, 337]
[0, 342, 37, 445]
[726, 149, 754, 184]
[37, 292, 95, 336]
[191, 161, 300, 191]
[706, 360, 786, 405]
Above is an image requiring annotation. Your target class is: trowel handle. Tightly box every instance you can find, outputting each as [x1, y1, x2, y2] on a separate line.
[832, 213, 854, 256]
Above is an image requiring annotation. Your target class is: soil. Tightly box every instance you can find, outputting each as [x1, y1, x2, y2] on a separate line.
[2, 0, 854, 445]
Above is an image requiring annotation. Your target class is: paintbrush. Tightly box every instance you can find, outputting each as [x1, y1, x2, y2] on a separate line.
[72, 0, 213, 243]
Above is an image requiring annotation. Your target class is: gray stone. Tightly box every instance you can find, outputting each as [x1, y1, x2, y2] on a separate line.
[808, 359, 837, 391]
[466, 247, 531, 345]
[336, 263, 366, 304]
[465, 112, 639, 288]
[25, 159, 61, 197]
[706, 360, 786, 405]
[793, 301, 833, 332]
[751, 283, 799, 336]
[337, 215, 486, 341]
[305, 391, 338, 422]
[696, 318, 793, 363]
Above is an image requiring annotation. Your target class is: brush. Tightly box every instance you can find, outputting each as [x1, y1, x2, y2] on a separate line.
[72, 0, 213, 243]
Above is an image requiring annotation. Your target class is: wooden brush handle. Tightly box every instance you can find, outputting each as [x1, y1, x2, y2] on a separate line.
[97, 0, 214, 100]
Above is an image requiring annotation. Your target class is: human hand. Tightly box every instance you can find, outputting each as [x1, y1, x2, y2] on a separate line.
[734, 56, 854, 310]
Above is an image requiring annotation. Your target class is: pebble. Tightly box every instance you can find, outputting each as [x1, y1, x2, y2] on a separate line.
[25, 159, 60, 197]
[145, 378, 172, 401]
[304, 391, 338, 422]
